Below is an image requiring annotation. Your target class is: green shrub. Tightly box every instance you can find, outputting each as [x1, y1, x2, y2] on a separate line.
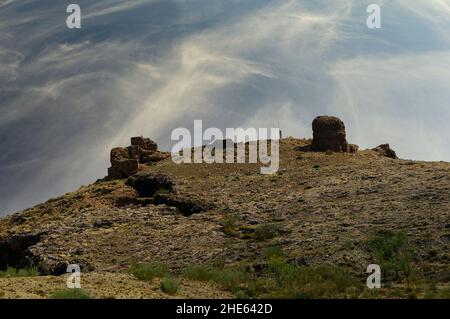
[340, 240, 354, 250]
[130, 262, 168, 281]
[266, 257, 296, 287]
[51, 289, 91, 299]
[160, 277, 179, 295]
[184, 260, 361, 299]
[220, 215, 238, 236]
[264, 246, 285, 260]
[366, 230, 414, 286]
[183, 264, 260, 297]
[183, 265, 214, 281]
[209, 268, 251, 293]
[0, 267, 39, 278]
[210, 258, 226, 270]
[262, 255, 361, 299]
[436, 288, 450, 299]
[254, 224, 278, 241]
[271, 264, 361, 299]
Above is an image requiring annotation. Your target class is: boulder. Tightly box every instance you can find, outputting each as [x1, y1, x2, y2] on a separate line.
[372, 144, 398, 159]
[311, 116, 349, 152]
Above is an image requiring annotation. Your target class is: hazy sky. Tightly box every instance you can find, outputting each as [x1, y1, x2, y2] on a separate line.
[1, 0, 450, 215]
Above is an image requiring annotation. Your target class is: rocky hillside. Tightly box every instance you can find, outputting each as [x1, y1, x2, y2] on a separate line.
[0, 118, 449, 299]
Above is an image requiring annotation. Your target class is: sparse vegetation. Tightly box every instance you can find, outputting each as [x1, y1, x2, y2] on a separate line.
[264, 246, 285, 260]
[220, 214, 238, 236]
[265, 257, 361, 298]
[130, 262, 168, 281]
[51, 289, 91, 299]
[183, 264, 259, 297]
[366, 230, 415, 287]
[0, 267, 39, 278]
[341, 239, 355, 250]
[1, 133, 449, 299]
[183, 265, 213, 282]
[254, 223, 278, 241]
[183, 248, 364, 299]
[160, 277, 179, 295]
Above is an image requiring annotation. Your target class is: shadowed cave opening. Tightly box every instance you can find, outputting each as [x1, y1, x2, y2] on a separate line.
[126, 172, 175, 198]
[0, 234, 41, 271]
[125, 172, 211, 216]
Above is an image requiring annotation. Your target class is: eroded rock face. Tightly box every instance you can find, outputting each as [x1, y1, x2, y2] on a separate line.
[110, 147, 130, 165]
[311, 116, 349, 152]
[107, 137, 168, 179]
[373, 144, 398, 159]
[107, 159, 139, 179]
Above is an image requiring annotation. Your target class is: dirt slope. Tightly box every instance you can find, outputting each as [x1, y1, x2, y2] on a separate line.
[1, 138, 449, 298]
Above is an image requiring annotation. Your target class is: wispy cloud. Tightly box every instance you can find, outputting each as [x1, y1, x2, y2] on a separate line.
[1, 0, 449, 214]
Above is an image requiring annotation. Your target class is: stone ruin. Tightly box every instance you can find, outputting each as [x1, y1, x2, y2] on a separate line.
[311, 115, 358, 153]
[107, 117, 397, 180]
[107, 137, 169, 179]
[310, 115, 398, 158]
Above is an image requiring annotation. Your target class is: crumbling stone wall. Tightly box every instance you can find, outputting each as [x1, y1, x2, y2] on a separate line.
[107, 137, 169, 179]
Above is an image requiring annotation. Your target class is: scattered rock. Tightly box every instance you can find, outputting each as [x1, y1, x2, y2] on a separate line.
[9, 214, 26, 225]
[372, 144, 398, 159]
[311, 116, 349, 152]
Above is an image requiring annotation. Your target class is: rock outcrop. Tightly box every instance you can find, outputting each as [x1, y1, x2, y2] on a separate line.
[126, 172, 175, 197]
[372, 144, 398, 159]
[311, 116, 349, 152]
[107, 137, 169, 179]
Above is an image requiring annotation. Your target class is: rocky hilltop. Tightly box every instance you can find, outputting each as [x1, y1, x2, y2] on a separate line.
[0, 117, 449, 299]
